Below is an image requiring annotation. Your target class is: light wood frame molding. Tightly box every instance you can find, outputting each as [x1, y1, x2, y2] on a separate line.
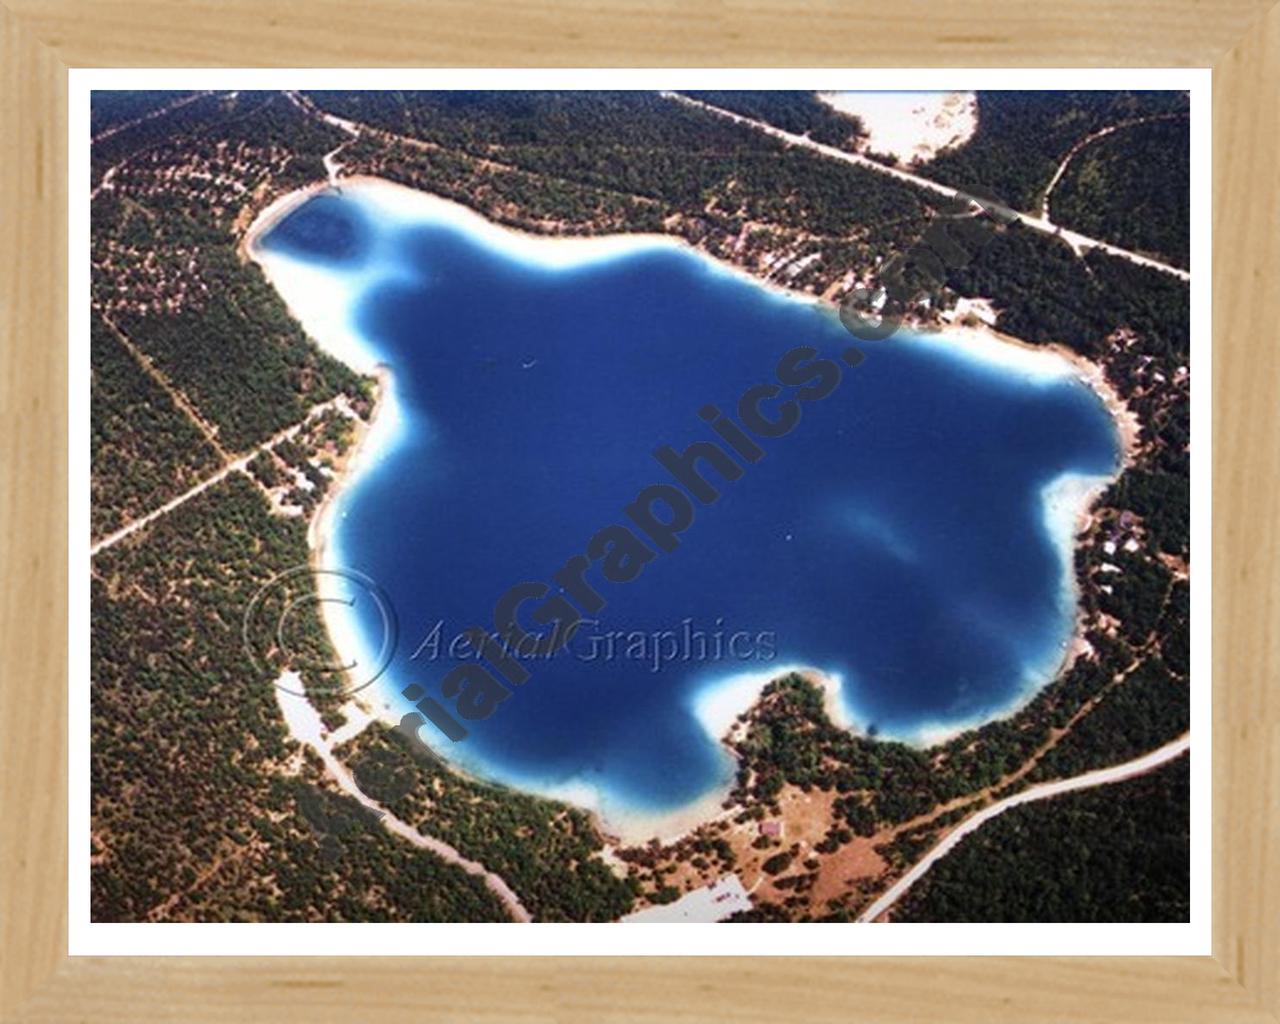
[2, 3, 1275, 1020]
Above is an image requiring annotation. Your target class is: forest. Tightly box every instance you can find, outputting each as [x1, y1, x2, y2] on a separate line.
[90, 92, 365, 533]
[92, 473, 503, 921]
[342, 726, 638, 921]
[891, 755, 1190, 922]
[91, 91, 228, 184]
[91, 90, 202, 138]
[110, 270, 359, 453]
[922, 91, 1190, 212]
[727, 638, 1185, 844]
[682, 90, 866, 147]
[1051, 117, 1190, 269]
[307, 89, 937, 254]
[90, 310, 220, 538]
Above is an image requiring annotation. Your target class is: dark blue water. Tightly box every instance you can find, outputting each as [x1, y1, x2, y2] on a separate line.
[260, 191, 1119, 818]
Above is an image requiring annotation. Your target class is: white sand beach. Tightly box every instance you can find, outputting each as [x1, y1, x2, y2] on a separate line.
[304, 367, 406, 719]
[903, 321, 1077, 384]
[818, 91, 978, 165]
[690, 663, 855, 742]
[1041, 471, 1118, 571]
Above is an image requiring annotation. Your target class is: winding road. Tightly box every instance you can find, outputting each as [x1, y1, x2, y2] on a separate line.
[1038, 113, 1188, 222]
[857, 732, 1192, 923]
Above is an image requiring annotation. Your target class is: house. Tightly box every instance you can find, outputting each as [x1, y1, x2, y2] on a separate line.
[759, 821, 783, 838]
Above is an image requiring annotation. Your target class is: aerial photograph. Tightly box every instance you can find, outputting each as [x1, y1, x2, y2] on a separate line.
[88, 87, 1192, 926]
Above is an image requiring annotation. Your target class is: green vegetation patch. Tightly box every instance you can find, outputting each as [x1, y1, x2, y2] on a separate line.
[90, 310, 221, 538]
[91, 474, 506, 921]
[923, 91, 1189, 212]
[1052, 118, 1190, 269]
[342, 725, 638, 921]
[892, 754, 1189, 922]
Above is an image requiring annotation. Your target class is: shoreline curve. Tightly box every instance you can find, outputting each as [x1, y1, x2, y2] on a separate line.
[243, 175, 1136, 846]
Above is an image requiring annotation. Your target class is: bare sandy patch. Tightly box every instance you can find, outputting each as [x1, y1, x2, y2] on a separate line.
[818, 91, 978, 166]
[808, 836, 890, 912]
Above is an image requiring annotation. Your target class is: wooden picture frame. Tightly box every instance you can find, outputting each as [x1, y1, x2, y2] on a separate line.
[2, 3, 1275, 1019]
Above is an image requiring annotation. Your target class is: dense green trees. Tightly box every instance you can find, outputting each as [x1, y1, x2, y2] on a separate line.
[91, 474, 511, 921]
[762, 851, 795, 875]
[344, 727, 638, 922]
[91, 92, 229, 182]
[1053, 118, 1190, 268]
[91, 91, 201, 137]
[307, 89, 936, 258]
[683, 91, 865, 147]
[90, 311, 220, 537]
[92, 96, 365, 473]
[1028, 659, 1188, 781]
[113, 281, 360, 452]
[732, 638, 1187, 839]
[1108, 470, 1190, 558]
[923, 91, 1190, 212]
[892, 755, 1189, 922]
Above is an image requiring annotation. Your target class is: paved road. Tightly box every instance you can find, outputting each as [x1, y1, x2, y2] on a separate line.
[857, 732, 1192, 923]
[667, 93, 1190, 284]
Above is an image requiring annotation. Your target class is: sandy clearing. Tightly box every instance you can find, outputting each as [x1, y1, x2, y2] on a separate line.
[818, 91, 978, 166]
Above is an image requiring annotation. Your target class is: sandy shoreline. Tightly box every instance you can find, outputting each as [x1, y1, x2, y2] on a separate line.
[303, 365, 404, 733]
[904, 319, 1138, 747]
[306, 366, 397, 572]
[921, 320, 1142, 462]
[239, 180, 334, 262]
[245, 174, 1139, 846]
[246, 174, 826, 314]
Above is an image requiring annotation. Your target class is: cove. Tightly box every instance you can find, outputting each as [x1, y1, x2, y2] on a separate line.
[253, 181, 1120, 833]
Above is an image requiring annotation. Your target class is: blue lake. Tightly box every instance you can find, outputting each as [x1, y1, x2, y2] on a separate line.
[258, 187, 1119, 824]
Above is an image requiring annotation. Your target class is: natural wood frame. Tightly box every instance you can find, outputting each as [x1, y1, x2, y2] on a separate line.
[2, 3, 1276, 1020]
